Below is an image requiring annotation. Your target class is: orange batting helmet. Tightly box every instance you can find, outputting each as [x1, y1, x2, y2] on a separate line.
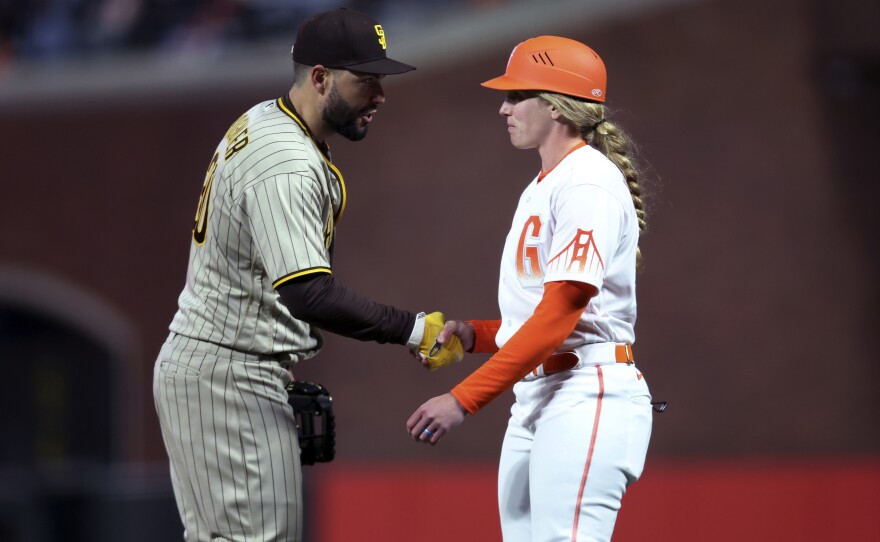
[481, 36, 607, 102]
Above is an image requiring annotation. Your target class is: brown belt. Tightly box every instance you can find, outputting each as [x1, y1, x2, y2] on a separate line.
[535, 344, 634, 377]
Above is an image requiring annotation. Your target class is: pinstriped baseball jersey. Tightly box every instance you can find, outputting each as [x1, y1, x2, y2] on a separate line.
[169, 96, 345, 362]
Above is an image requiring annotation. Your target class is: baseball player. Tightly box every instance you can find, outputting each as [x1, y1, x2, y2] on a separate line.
[406, 36, 653, 541]
[152, 8, 461, 542]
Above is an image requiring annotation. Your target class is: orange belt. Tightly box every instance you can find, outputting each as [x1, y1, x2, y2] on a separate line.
[535, 344, 634, 377]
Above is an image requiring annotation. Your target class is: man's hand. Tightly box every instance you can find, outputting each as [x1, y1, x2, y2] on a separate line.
[409, 312, 464, 370]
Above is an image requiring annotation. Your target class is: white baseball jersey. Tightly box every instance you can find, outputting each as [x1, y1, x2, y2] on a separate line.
[169, 96, 345, 363]
[496, 143, 639, 351]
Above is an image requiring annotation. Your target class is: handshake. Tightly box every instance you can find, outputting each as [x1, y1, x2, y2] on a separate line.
[408, 312, 464, 371]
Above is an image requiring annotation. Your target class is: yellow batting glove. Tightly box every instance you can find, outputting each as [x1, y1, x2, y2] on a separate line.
[409, 312, 464, 371]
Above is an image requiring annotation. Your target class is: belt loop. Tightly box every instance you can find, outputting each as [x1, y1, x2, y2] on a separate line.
[614, 344, 634, 364]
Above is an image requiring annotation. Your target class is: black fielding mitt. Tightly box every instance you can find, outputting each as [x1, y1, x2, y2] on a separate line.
[287, 381, 336, 465]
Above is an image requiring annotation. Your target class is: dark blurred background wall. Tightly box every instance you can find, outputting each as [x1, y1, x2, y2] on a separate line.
[1, 0, 878, 540]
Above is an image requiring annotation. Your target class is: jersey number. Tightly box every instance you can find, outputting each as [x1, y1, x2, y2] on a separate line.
[193, 151, 219, 245]
[192, 120, 250, 245]
[515, 215, 543, 282]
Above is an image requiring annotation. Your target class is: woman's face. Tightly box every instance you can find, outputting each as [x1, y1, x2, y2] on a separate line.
[499, 91, 555, 150]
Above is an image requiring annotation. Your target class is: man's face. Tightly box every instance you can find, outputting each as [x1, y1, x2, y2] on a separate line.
[322, 70, 386, 141]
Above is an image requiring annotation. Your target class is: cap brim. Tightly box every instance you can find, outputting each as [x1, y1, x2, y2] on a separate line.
[344, 57, 416, 75]
[481, 75, 537, 90]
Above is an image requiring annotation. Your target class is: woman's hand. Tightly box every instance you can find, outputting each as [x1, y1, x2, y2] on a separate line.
[406, 393, 468, 445]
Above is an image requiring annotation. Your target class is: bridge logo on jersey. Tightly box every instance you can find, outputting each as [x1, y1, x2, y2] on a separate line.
[516, 215, 544, 284]
[547, 228, 604, 278]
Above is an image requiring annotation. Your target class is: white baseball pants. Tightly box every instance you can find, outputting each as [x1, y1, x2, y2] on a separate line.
[498, 363, 653, 542]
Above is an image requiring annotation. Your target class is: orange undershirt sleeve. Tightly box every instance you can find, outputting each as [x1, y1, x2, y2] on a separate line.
[465, 319, 502, 353]
[451, 280, 596, 415]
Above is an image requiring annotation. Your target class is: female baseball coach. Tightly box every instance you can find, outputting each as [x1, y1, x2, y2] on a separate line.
[406, 36, 655, 542]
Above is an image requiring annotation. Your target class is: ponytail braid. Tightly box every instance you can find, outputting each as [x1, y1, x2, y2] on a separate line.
[538, 92, 648, 268]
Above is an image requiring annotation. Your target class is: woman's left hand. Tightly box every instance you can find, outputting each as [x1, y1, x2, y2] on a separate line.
[406, 393, 468, 445]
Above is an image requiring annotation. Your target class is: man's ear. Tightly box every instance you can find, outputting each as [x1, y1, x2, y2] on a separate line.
[312, 65, 330, 95]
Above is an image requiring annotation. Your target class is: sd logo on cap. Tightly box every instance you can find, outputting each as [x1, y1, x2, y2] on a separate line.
[292, 8, 415, 75]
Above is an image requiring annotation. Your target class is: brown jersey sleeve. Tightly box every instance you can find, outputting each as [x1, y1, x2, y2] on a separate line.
[278, 273, 416, 345]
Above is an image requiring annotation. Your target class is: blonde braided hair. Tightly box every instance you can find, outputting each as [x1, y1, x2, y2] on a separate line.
[537, 92, 647, 267]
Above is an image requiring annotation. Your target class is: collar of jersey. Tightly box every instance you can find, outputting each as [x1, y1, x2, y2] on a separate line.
[277, 95, 347, 225]
[537, 140, 588, 183]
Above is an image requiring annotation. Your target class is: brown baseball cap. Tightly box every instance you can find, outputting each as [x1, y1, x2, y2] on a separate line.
[292, 8, 415, 75]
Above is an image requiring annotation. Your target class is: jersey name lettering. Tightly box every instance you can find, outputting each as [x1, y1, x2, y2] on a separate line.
[515, 215, 543, 283]
[224, 132, 249, 160]
[224, 115, 250, 160]
[221, 113, 250, 161]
